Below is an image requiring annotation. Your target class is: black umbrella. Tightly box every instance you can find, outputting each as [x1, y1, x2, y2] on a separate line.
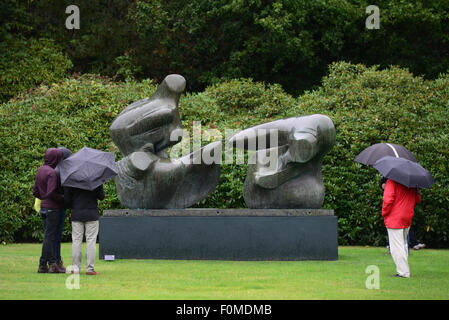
[373, 156, 434, 188]
[59, 147, 118, 191]
[354, 143, 418, 166]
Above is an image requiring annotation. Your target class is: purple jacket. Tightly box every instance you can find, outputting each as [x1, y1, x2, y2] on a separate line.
[33, 148, 64, 209]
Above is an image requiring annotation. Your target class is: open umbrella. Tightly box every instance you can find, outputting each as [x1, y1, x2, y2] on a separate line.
[354, 143, 418, 166]
[58, 147, 118, 191]
[372, 156, 434, 188]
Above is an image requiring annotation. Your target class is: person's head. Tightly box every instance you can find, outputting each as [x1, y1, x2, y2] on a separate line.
[44, 148, 63, 168]
[58, 147, 72, 160]
[379, 176, 387, 190]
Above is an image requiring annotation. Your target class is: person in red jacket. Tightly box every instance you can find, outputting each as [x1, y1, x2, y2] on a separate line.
[382, 178, 421, 278]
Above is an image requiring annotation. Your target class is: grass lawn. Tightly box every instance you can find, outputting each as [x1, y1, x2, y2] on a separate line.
[0, 243, 448, 300]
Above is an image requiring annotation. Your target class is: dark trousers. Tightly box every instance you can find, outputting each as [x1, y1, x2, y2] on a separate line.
[408, 228, 419, 247]
[39, 208, 63, 266]
[55, 209, 66, 261]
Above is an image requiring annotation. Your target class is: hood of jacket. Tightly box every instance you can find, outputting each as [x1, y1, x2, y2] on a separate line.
[44, 148, 63, 168]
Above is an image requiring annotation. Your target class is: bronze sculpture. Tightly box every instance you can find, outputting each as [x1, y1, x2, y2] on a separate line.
[110, 74, 221, 209]
[228, 115, 336, 208]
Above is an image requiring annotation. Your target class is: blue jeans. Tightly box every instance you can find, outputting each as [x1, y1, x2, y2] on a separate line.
[39, 208, 65, 266]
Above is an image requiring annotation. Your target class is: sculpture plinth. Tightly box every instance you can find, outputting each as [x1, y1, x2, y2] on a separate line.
[99, 209, 338, 261]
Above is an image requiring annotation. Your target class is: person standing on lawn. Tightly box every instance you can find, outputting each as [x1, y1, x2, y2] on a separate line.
[382, 178, 421, 278]
[64, 184, 105, 275]
[380, 176, 426, 252]
[52, 146, 72, 273]
[33, 148, 65, 273]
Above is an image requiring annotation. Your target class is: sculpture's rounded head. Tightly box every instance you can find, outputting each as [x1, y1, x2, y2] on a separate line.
[287, 131, 318, 163]
[286, 114, 336, 162]
[109, 75, 186, 156]
[164, 74, 186, 93]
[228, 114, 336, 163]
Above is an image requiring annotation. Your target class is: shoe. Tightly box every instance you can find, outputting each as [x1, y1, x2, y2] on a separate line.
[393, 274, 410, 278]
[86, 271, 99, 275]
[56, 260, 66, 273]
[48, 263, 64, 273]
[71, 270, 80, 274]
[37, 265, 49, 273]
[413, 243, 426, 250]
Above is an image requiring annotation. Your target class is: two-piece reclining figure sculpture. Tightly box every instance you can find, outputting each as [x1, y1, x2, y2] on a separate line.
[109, 74, 336, 209]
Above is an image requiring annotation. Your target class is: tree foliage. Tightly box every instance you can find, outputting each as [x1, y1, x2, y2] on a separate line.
[15, 0, 449, 95]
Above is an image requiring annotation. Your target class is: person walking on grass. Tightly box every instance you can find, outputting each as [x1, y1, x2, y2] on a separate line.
[382, 178, 421, 278]
[64, 185, 105, 275]
[33, 148, 66, 273]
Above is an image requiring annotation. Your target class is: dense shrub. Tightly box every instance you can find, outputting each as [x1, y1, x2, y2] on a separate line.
[0, 38, 73, 103]
[204, 78, 296, 117]
[1, 63, 448, 248]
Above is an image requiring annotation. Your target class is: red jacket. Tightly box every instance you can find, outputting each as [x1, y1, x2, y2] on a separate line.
[382, 179, 421, 229]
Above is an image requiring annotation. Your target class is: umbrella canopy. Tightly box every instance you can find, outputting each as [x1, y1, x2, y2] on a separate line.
[354, 143, 418, 166]
[59, 147, 118, 191]
[372, 156, 434, 189]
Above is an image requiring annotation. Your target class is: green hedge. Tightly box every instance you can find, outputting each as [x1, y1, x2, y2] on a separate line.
[0, 38, 73, 103]
[1, 62, 448, 247]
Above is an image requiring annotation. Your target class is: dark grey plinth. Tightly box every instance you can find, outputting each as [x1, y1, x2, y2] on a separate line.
[99, 209, 338, 261]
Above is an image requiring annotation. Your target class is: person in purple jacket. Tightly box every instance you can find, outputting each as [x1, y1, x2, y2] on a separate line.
[33, 148, 65, 273]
